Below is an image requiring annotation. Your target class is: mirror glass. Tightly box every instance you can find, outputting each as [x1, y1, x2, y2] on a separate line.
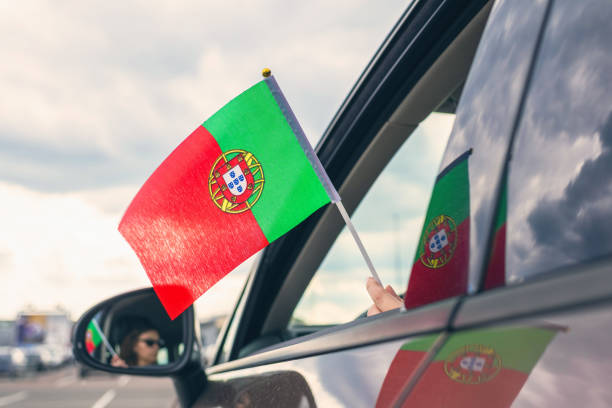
[80, 291, 185, 368]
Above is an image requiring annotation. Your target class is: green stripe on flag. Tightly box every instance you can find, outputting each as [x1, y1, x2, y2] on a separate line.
[204, 81, 330, 242]
[413, 158, 470, 263]
[494, 177, 508, 231]
[400, 333, 439, 352]
[433, 326, 557, 373]
[87, 320, 102, 347]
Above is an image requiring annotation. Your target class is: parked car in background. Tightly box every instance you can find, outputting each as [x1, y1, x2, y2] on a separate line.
[0, 320, 43, 377]
[0, 345, 42, 377]
[0, 321, 14, 346]
[0, 346, 24, 377]
[34, 344, 71, 370]
[73, 0, 612, 406]
[17, 312, 73, 370]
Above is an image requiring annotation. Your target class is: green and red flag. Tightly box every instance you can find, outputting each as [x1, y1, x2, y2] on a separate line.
[484, 177, 507, 290]
[85, 320, 102, 355]
[404, 149, 472, 309]
[397, 325, 560, 407]
[119, 75, 339, 319]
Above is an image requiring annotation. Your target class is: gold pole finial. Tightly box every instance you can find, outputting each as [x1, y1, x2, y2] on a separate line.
[262, 68, 272, 78]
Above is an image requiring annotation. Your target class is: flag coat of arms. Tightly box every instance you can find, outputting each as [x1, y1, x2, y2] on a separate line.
[119, 76, 338, 319]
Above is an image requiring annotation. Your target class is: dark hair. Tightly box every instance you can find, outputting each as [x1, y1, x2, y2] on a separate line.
[118, 323, 158, 366]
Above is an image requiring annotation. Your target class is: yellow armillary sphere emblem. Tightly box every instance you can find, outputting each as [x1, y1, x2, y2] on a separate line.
[443, 344, 502, 384]
[208, 149, 264, 214]
[420, 214, 458, 269]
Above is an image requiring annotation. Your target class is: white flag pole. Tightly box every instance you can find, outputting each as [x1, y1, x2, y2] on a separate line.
[263, 68, 382, 285]
[335, 201, 382, 285]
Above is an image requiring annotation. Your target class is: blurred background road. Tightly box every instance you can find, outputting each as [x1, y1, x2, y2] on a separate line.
[0, 364, 176, 408]
[0, 311, 225, 408]
[0, 311, 226, 408]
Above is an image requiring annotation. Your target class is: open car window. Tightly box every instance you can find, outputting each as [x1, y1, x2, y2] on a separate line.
[291, 111, 455, 326]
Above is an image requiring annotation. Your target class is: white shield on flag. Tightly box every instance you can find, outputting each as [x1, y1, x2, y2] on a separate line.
[428, 229, 448, 253]
[460, 356, 486, 372]
[223, 165, 248, 196]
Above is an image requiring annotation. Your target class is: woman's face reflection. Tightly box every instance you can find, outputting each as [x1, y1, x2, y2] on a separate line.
[133, 329, 161, 366]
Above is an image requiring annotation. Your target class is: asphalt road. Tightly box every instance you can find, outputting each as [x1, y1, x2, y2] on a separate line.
[0, 365, 176, 407]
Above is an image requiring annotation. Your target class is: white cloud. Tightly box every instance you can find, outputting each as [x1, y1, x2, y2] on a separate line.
[329, 216, 424, 266]
[0, 1, 408, 320]
[0, 1, 407, 191]
[0, 182, 146, 319]
[0, 180, 257, 320]
[193, 260, 255, 320]
[293, 300, 362, 326]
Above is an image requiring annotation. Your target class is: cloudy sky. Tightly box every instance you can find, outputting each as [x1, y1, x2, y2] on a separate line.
[0, 1, 413, 321]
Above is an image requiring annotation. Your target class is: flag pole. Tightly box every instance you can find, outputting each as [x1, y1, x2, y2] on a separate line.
[262, 68, 382, 286]
[335, 201, 382, 285]
[90, 318, 118, 358]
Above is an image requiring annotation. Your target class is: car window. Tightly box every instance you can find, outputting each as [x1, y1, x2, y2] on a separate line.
[500, 0, 612, 285]
[290, 112, 455, 326]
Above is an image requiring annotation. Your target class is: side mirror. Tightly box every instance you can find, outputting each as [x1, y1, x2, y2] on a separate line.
[72, 288, 199, 376]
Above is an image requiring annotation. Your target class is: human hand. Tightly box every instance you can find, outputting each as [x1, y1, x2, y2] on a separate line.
[366, 277, 403, 316]
[111, 355, 128, 368]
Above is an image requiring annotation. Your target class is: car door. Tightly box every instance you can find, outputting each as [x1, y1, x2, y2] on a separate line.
[189, 0, 550, 406]
[394, 0, 612, 406]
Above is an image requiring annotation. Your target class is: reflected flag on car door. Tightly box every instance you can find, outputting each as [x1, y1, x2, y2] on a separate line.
[395, 325, 560, 407]
[483, 176, 507, 289]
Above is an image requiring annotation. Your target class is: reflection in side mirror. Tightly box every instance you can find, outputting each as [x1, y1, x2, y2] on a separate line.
[74, 288, 192, 372]
[85, 313, 181, 368]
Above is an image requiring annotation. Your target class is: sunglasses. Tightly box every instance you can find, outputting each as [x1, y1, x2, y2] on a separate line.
[140, 338, 165, 348]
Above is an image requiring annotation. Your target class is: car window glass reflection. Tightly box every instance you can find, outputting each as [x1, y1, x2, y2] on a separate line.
[393, 305, 612, 407]
[291, 112, 454, 326]
[379, 323, 562, 407]
[504, 0, 612, 284]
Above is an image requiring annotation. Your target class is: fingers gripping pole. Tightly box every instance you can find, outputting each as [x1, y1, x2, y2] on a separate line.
[335, 201, 382, 285]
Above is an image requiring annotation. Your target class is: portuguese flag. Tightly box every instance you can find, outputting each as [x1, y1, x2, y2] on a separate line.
[484, 177, 507, 290]
[404, 150, 471, 310]
[85, 320, 102, 355]
[119, 76, 338, 319]
[398, 325, 560, 407]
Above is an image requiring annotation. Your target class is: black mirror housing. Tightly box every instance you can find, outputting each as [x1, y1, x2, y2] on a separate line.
[72, 287, 199, 377]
